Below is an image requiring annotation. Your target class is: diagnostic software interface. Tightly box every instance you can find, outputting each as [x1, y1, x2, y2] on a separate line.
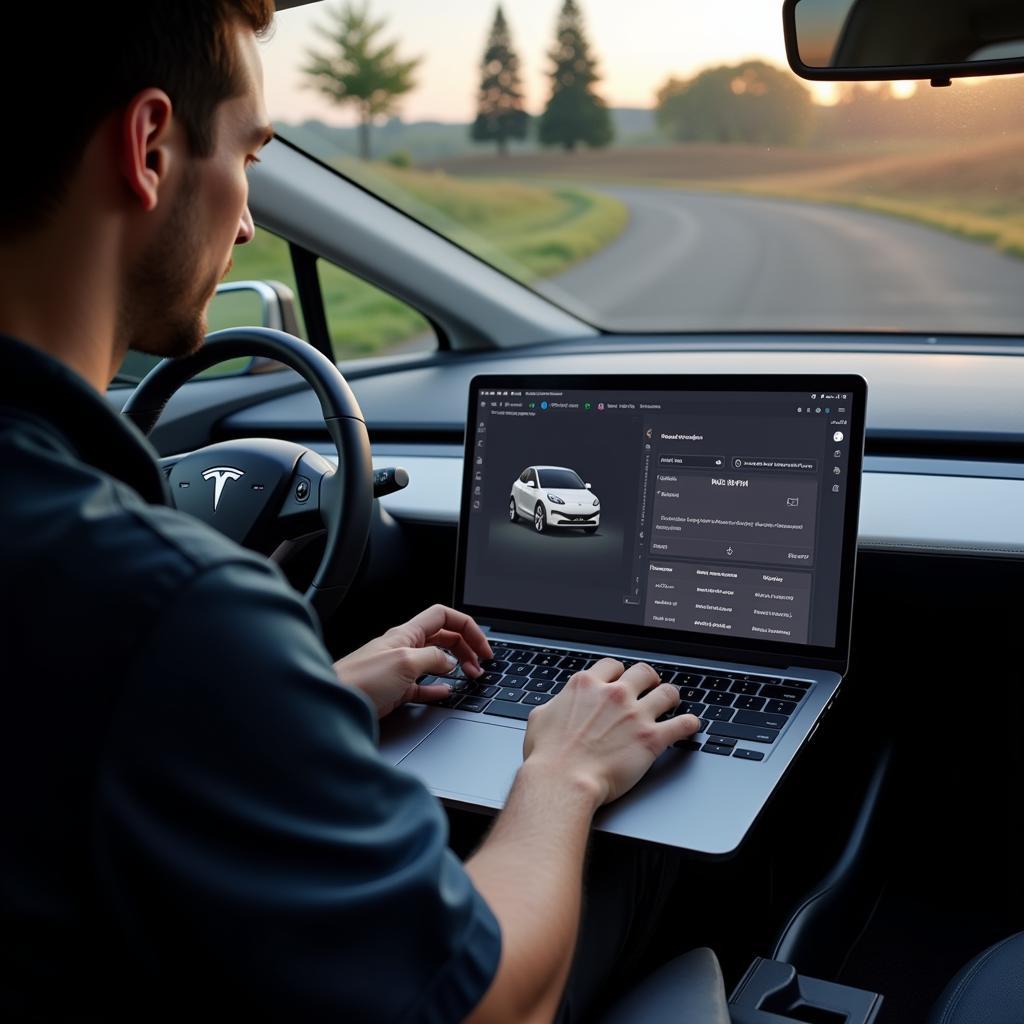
[462, 384, 857, 648]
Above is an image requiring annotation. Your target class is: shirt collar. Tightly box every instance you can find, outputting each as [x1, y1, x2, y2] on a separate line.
[0, 334, 170, 506]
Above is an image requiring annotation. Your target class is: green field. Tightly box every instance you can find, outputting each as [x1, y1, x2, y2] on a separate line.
[221, 165, 628, 360]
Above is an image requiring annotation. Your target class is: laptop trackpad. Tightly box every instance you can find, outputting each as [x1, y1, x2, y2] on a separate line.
[398, 718, 523, 803]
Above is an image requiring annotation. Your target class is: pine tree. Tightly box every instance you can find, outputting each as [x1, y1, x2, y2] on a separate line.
[470, 5, 529, 156]
[539, 0, 613, 152]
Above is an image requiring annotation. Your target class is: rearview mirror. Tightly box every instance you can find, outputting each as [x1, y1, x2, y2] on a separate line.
[783, 0, 1024, 86]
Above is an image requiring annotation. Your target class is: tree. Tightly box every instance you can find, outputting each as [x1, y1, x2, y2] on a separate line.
[302, 2, 421, 161]
[539, 0, 613, 152]
[656, 61, 813, 146]
[470, 6, 529, 156]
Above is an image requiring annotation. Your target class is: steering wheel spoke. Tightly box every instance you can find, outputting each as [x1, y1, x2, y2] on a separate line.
[121, 327, 373, 623]
[276, 449, 335, 540]
[158, 454, 184, 477]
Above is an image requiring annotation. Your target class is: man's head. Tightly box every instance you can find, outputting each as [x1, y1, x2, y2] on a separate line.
[1, 3, 275, 366]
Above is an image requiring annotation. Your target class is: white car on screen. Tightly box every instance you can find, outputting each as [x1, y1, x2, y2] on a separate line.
[509, 466, 601, 533]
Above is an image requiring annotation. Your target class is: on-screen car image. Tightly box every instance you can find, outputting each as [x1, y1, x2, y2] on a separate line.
[508, 466, 601, 533]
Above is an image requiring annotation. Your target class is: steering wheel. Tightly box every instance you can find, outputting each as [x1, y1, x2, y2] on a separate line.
[122, 327, 373, 623]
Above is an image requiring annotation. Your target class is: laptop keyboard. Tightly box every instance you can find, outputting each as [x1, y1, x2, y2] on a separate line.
[415, 640, 814, 762]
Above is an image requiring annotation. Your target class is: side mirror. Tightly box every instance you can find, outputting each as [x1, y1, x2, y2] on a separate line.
[783, 0, 1024, 87]
[116, 280, 301, 386]
[208, 280, 301, 335]
[585, 482, 592, 489]
[208, 281, 301, 373]
[527, 480, 537, 488]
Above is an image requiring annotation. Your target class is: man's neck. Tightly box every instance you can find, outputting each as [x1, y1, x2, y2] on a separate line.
[0, 218, 122, 394]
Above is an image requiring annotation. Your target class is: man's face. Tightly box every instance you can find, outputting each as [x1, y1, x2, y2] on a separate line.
[125, 23, 273, 359]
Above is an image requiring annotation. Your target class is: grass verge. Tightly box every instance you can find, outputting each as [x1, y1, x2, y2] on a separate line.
[337, 161, 630, 280]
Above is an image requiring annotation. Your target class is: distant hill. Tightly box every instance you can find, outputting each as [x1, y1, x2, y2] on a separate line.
[275, 108, 659, 164]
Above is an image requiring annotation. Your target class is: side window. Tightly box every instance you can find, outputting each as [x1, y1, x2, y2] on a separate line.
[317, 259, 435, 362]
[519, 469, 530, 484]
[527, 469, 538, 486]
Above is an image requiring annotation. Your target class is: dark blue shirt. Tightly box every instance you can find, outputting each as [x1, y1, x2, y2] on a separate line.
[0, 337, 501, 1022]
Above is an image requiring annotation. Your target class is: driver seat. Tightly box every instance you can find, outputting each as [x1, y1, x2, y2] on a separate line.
[928, 931, 1024, 1024]
[598, 947, 731, 1023]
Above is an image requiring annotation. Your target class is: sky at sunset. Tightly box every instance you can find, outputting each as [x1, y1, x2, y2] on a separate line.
[262, 0, 855, 125]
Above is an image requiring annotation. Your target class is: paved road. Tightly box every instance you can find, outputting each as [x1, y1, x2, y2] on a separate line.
[541, 187, 1024, 335]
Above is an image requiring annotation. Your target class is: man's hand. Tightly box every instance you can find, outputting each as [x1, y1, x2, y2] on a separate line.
[465, 659, 700, 1023]
[333, 604, 493, 719]
[524, 658, 702, 805]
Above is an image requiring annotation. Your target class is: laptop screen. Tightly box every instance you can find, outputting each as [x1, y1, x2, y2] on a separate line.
[455, 375, 866, 665]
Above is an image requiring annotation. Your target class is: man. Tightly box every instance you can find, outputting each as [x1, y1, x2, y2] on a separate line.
[0, 4, 702, 1021]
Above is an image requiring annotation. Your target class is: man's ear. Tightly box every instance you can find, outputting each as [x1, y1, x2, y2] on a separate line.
[120, 89, 175, 213]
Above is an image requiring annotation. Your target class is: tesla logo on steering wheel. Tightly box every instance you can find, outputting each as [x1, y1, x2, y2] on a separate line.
[202, 466, 245, 511]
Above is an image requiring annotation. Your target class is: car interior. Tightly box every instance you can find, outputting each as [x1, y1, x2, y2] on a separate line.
[105, 0, 1024, 1020]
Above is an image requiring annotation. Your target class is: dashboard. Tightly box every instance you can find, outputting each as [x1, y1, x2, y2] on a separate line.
[213, 337, 1024, 562]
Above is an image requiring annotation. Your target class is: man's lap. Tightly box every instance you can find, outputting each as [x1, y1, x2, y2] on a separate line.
[445, 808, 683, 1023]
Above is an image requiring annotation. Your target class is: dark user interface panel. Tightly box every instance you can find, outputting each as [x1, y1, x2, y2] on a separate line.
[462, 385, 856, 648]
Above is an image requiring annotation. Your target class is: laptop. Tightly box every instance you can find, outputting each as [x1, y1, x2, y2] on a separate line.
[379, 374, 868, 855]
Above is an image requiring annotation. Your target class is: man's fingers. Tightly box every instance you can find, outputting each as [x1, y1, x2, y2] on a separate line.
[425, 628, 482, 675]
[619, 661, 662, 698]
[585, 657, 628, 683]
[406, 645, 460, 680]
[580, 659, 663, 697]
[409, 682, 453, 705]
[638, 681, 680, 718]
[407, 604, 493, 660]
[581, 659, 663, 689]
[660, 712, 702, 746]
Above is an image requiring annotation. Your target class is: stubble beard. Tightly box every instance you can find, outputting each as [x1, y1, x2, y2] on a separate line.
[120, 166, 221, 360]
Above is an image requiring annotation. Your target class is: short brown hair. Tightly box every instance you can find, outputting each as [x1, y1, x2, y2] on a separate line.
[1, 2, 274, 238]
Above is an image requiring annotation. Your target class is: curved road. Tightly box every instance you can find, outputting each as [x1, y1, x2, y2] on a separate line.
[540, 187, 1024, 335]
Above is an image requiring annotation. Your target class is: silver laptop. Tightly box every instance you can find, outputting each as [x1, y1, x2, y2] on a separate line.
[380, 374, 867, 855]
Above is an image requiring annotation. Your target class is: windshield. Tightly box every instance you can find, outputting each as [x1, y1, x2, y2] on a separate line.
[538, 469, 586, 489]
[262, 1, 1024, 338]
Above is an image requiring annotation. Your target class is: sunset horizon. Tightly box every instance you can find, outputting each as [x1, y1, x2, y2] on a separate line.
[262, 0, 881, 127]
